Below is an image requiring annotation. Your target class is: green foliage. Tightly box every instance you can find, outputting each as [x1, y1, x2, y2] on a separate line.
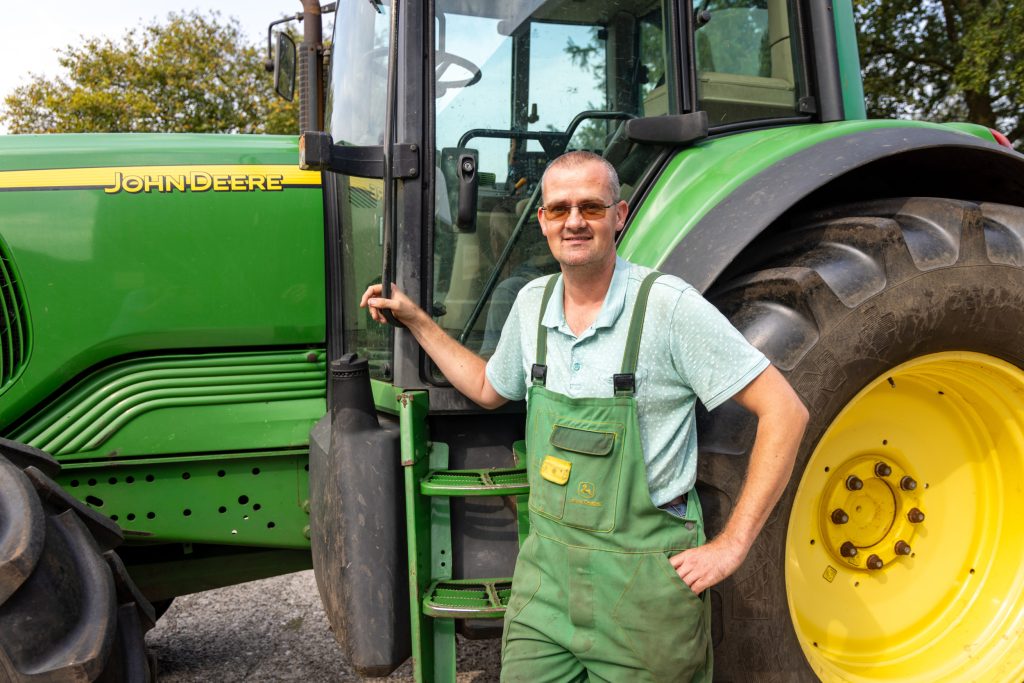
[857, 0, 1024, 146]
[0, 11, 299, 134]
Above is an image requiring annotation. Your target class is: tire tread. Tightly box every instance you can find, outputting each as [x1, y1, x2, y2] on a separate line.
[0, 445, 153, 683]
[698, 197, 1024, 681]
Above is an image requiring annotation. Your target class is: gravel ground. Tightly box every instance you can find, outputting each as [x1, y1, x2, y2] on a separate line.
[147, 570, 501, 682]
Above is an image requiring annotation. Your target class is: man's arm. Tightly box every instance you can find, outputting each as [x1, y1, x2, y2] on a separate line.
[360, 284, 508, 409]
[669, 364, 808, 594]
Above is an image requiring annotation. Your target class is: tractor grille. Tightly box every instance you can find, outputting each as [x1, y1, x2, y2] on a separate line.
[0, 239, 30, 392]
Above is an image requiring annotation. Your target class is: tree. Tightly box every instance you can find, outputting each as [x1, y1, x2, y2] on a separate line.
[857, 0, 1024, 147]
[0, 11, 298, 134]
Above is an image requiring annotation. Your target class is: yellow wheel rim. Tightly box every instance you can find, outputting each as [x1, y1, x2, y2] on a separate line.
[786, 352, 1024, 682]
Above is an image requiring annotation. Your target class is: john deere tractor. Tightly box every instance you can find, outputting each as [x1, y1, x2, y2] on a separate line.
[2, 0, 1023, 681]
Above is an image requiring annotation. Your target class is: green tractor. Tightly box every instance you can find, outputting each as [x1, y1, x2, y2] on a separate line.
[2, 0, 1024, 681]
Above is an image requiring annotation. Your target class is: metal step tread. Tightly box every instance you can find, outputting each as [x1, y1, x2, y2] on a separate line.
[423, 578, 513, 619]
[420, 467, 528, 496]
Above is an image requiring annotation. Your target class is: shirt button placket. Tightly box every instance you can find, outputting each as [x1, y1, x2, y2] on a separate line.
[569, 351, 582, 393]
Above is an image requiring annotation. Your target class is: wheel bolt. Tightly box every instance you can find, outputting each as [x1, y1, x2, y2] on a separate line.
[866, 554, 884, 570]
[894, 540, 912, 555]
[831, 509, 849, 525]
[846, 475, 864, 491]
[874, 462, 892, 477]
[907, 508, 926, 523]
[840, 541, 858, 558]
[900, 476, 917, 491]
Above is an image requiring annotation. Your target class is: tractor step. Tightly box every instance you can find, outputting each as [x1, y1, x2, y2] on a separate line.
[422, 578, 513, 619]
[420, 467, 528, 496]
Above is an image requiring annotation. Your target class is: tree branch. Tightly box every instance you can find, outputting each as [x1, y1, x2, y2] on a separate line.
[939, 0, 960, 44]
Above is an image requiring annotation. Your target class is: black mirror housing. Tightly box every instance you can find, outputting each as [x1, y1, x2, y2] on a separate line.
[274, 32, 297, 102]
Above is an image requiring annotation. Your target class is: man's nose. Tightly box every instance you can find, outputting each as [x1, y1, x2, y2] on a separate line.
[564, 206, 587, 228]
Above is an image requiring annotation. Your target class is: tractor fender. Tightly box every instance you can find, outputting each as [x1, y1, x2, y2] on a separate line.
[644, 125, 1024, 292]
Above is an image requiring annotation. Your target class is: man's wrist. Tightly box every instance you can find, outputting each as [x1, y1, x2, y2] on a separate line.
[711, 528, 753, 562]
[402, 304, 436, 337]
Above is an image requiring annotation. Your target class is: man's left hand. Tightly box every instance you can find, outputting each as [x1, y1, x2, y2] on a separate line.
[668, 364, 808, 595]
[669, 535, 748, 595]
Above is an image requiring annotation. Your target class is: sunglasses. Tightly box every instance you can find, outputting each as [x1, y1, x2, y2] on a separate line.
[540, 202, 615, 221]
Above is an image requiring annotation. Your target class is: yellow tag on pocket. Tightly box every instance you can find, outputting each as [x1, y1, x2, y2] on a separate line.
[540, 455, 571, 485]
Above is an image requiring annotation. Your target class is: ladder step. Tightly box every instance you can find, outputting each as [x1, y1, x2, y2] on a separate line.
[422, 578, 513, 619]
[420, 467, 528, 497]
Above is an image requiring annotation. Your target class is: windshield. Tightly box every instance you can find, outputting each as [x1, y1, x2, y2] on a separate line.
[325, 0, 391, 377]
[432, 0, 671, 359]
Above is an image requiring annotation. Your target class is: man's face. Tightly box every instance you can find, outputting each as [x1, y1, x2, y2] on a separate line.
[537, 161, 627, 272]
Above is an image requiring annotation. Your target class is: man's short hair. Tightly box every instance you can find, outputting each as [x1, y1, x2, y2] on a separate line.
[541, 151, 620, 203]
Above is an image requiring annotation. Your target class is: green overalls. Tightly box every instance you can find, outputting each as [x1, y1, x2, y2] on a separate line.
[501, 273, 713, 683]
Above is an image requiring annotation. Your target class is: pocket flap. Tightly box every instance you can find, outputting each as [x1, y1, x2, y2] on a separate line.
[550, 424, 615, 456]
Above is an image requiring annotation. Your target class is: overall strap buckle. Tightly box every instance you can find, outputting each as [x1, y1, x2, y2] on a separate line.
[613, 373, 635, 395]
[532, 364, 548, 386]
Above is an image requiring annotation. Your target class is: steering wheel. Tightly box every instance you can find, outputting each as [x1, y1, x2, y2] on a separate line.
[367, 47, 481, 97]
[435, 51, 482, 97]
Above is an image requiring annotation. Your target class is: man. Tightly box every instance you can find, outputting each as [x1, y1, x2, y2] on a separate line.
[361, 151, 808, 682]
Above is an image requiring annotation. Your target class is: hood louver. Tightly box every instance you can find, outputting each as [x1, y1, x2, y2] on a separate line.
[0, 239, 30, 392]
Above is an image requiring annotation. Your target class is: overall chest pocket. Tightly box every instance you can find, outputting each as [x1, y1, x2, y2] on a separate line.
[528, 414, 625, 532]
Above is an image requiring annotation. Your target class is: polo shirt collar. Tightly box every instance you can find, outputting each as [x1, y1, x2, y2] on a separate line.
[542, 257, 631, 337]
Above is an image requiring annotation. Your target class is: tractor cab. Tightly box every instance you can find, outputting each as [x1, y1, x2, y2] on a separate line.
[317, 0, 815, 387]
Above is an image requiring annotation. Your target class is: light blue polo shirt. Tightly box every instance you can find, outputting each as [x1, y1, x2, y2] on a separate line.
[485, 256, 769, 506]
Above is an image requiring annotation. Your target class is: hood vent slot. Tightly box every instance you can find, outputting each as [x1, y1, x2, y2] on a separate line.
[0, 239, 30, 392]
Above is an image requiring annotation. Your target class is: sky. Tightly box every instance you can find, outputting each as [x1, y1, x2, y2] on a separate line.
[0, 0, 310, 133]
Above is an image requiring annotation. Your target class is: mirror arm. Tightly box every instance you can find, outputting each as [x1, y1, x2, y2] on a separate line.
[265, 13, 302, 70]
[300, 132, 419, 179]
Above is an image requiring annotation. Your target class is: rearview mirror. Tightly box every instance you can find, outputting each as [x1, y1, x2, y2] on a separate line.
[274, 32, 296, 101]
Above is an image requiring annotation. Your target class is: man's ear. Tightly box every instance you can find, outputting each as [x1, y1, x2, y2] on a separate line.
[615, 199, 628, 229]
[537, 207, 549, 236]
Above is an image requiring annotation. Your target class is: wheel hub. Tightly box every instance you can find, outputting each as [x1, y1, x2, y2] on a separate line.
[786, 352, 1024, 682]
[821, 457, 921, 570]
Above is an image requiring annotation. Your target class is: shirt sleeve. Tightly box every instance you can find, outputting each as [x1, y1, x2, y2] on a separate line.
[670, 287, 769, 411]
[485, 291, 529, 401]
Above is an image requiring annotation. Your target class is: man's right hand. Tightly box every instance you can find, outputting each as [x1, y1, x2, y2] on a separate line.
[360, 283, 423, 327]
[358, 282, 508, 410]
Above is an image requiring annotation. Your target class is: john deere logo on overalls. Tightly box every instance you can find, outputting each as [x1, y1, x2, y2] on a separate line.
[570, 481, 601, 507]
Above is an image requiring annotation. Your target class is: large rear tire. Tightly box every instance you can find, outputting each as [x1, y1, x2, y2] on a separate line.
[702, 198, 1024, 681]
[0, 438, 155, 682]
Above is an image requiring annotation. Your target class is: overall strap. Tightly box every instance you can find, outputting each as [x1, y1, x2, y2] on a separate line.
[614, 271, 662, 396]
[531, 274, 560, 386]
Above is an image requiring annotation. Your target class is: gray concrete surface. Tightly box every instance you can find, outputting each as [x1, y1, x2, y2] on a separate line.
[147, 570, 500, 682]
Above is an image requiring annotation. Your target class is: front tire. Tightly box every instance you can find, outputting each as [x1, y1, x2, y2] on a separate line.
[0, 438, 155, 682]
[702, 198, 1024, 681]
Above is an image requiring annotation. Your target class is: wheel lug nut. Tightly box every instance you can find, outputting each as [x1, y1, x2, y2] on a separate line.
[831, 509, 849, 525]
[907, 507, 926, 523]
[894, 540, 912, 555]
[900, 476, 917, 491]
[866, 554, 884, 570]
[846, 475, 864, 491]
[840, 542, 858, 558]
[874, 462, 892, 477]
